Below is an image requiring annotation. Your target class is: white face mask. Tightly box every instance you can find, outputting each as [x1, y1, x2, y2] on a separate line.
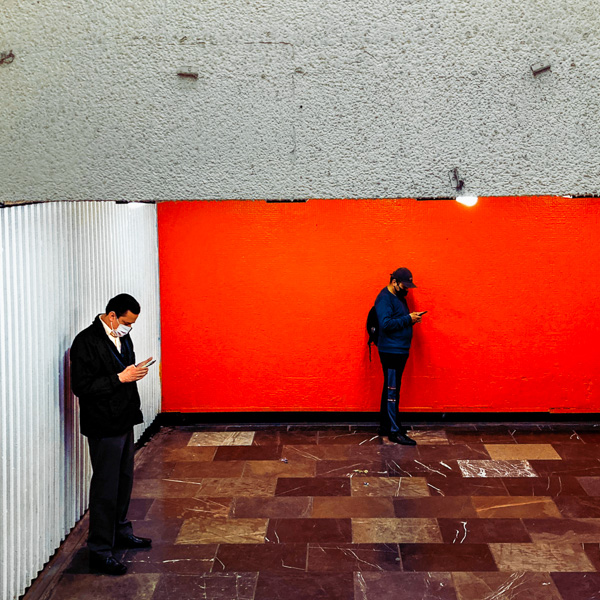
[110, 317, 132, 338]
[113, 323, 131, 337]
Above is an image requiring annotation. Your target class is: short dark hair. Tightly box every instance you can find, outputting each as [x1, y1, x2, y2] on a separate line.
[106, 294, 140, 317]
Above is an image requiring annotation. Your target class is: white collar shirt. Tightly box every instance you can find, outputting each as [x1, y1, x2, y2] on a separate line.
[99, 314, 122, 352]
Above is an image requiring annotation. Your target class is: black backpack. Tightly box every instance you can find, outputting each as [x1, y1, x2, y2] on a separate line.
[366, 305, 379, 360]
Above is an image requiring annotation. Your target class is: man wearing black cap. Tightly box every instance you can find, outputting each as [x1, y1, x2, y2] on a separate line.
[374, 268, 424, 445]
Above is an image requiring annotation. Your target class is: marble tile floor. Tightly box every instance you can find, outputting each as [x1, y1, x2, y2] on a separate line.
[27, 422, 600, 600]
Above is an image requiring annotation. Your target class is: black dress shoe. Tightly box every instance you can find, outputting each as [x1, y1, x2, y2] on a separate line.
[114, 534, 152, 549]
[89, 553, 127, 575]
[388, 433, 417, 446]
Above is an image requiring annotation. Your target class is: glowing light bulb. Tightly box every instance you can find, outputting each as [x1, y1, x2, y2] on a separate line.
[456, 196, 478, 207]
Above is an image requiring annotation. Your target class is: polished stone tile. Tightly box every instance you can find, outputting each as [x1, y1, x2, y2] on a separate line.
[128, 498, 155, 520]
[151, 573, 258, 600]
[352, 518, 442, 543]
[438, 518, 531, 544]
[351, 477, 430, 498]
[485, 444, 562, 460]
[194, 477, 277, 497]
[366, 444, 420, 461]
[576, 430, 600, 443]
[254, 573, 354, 600]
[446, 430, 516, 445]
[551, 573, 600, 600]
[242, 458, 316, 478]
[554, 495, 600, 518]
[275, 477, 351, 497]
[153, 429, 194, 447]
[312, 497, 395, 518]
[134, 461, 177, 479]
[452, 572, 562, 600]
[253, 430, 318, 446]
[146, 497, 231, 520]
[529, 459, 600, 477]
[577, 476, 600, 496]
[552, 443, 600, 460]
[159, 446, 217, 462]
[458, 460, 538, 478]
[524, 518, 600, 543]
[129, 519, 184, 545]
[47, 574, 159, 600]
[315, 460, 385, 478]
[400, 543, 497, 572]
[317, 430, 382, 445]
[122, 544, 217, 574]
[176, 517, 268, 544]
[502, 475, 587, 496]
[355, 572, 458, 600]
[169, 461, 246, 479]
[214, 445, 283, 461]
[384, 459, 462, 478]
[489, 543, 595, 572]
[188, 431, 255, 446]
[350, 425, 381, 433]
[266, 518, 352, 544]
[425, 476, 508, 497]
[408, 430, 450, 445]
[511, 430, 584, 444]
[284, 444, 353, 461]
[393, 497, 477, 518]
[472, 496, 561, 518]
[418, 445, 490, 461]
[131, 478, 206, 499]
[472, 425, 515, 434]
[231, 497, 313, 519]
[214, 543, 307, 572]
[307, 543, 400, 572]
[583, 542, 600, 571]
[40, 422, 600, 600]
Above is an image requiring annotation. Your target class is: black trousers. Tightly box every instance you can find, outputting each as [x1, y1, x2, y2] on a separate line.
[87, 429, 135, 556]
[379, 351, 409, 436]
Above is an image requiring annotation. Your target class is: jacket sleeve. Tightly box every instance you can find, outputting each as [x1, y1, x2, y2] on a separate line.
[70, 334, 122, 398]
[375, 294, 413, 332]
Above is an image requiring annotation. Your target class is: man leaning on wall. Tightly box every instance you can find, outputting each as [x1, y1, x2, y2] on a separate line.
[374, 268, 425, 446]
[70, 293, 153, 575]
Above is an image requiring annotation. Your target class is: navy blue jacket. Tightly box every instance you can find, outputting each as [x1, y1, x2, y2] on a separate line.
[374, 287, 413, 353]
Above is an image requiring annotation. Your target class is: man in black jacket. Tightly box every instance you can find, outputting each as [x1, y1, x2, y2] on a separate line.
[70, 293, 153, 575]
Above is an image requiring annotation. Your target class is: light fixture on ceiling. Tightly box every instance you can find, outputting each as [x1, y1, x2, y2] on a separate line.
[456, 196, 478, 207]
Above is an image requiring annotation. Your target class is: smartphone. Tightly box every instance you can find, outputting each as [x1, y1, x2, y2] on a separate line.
[417, 311, 428, 316]
[137, 359, 156, 368]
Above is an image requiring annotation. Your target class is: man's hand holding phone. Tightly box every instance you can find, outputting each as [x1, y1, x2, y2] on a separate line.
[410, 311, 427, 324]
[119, 358, 154, 383]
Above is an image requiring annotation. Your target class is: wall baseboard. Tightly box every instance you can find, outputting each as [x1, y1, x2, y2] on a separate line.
[156, 411, 599, 426]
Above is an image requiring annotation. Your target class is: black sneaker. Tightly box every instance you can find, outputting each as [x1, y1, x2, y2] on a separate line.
[388, 433, 417, 446]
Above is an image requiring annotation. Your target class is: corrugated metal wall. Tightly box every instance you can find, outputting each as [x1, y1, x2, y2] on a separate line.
[0, 201, 161, 600]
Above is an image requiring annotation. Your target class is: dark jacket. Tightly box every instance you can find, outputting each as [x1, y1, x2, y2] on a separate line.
[70, 316, 143, 437]
[374, 287, 413, 353]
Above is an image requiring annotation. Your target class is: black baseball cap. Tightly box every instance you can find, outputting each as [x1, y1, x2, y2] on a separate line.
[391, 267, 417, 288]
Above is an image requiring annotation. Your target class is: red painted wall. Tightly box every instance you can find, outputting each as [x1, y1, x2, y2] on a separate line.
[158, 197, 600, 413]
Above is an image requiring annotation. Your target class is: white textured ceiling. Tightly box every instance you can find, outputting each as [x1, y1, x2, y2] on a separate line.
[1, 0, 599, 201]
